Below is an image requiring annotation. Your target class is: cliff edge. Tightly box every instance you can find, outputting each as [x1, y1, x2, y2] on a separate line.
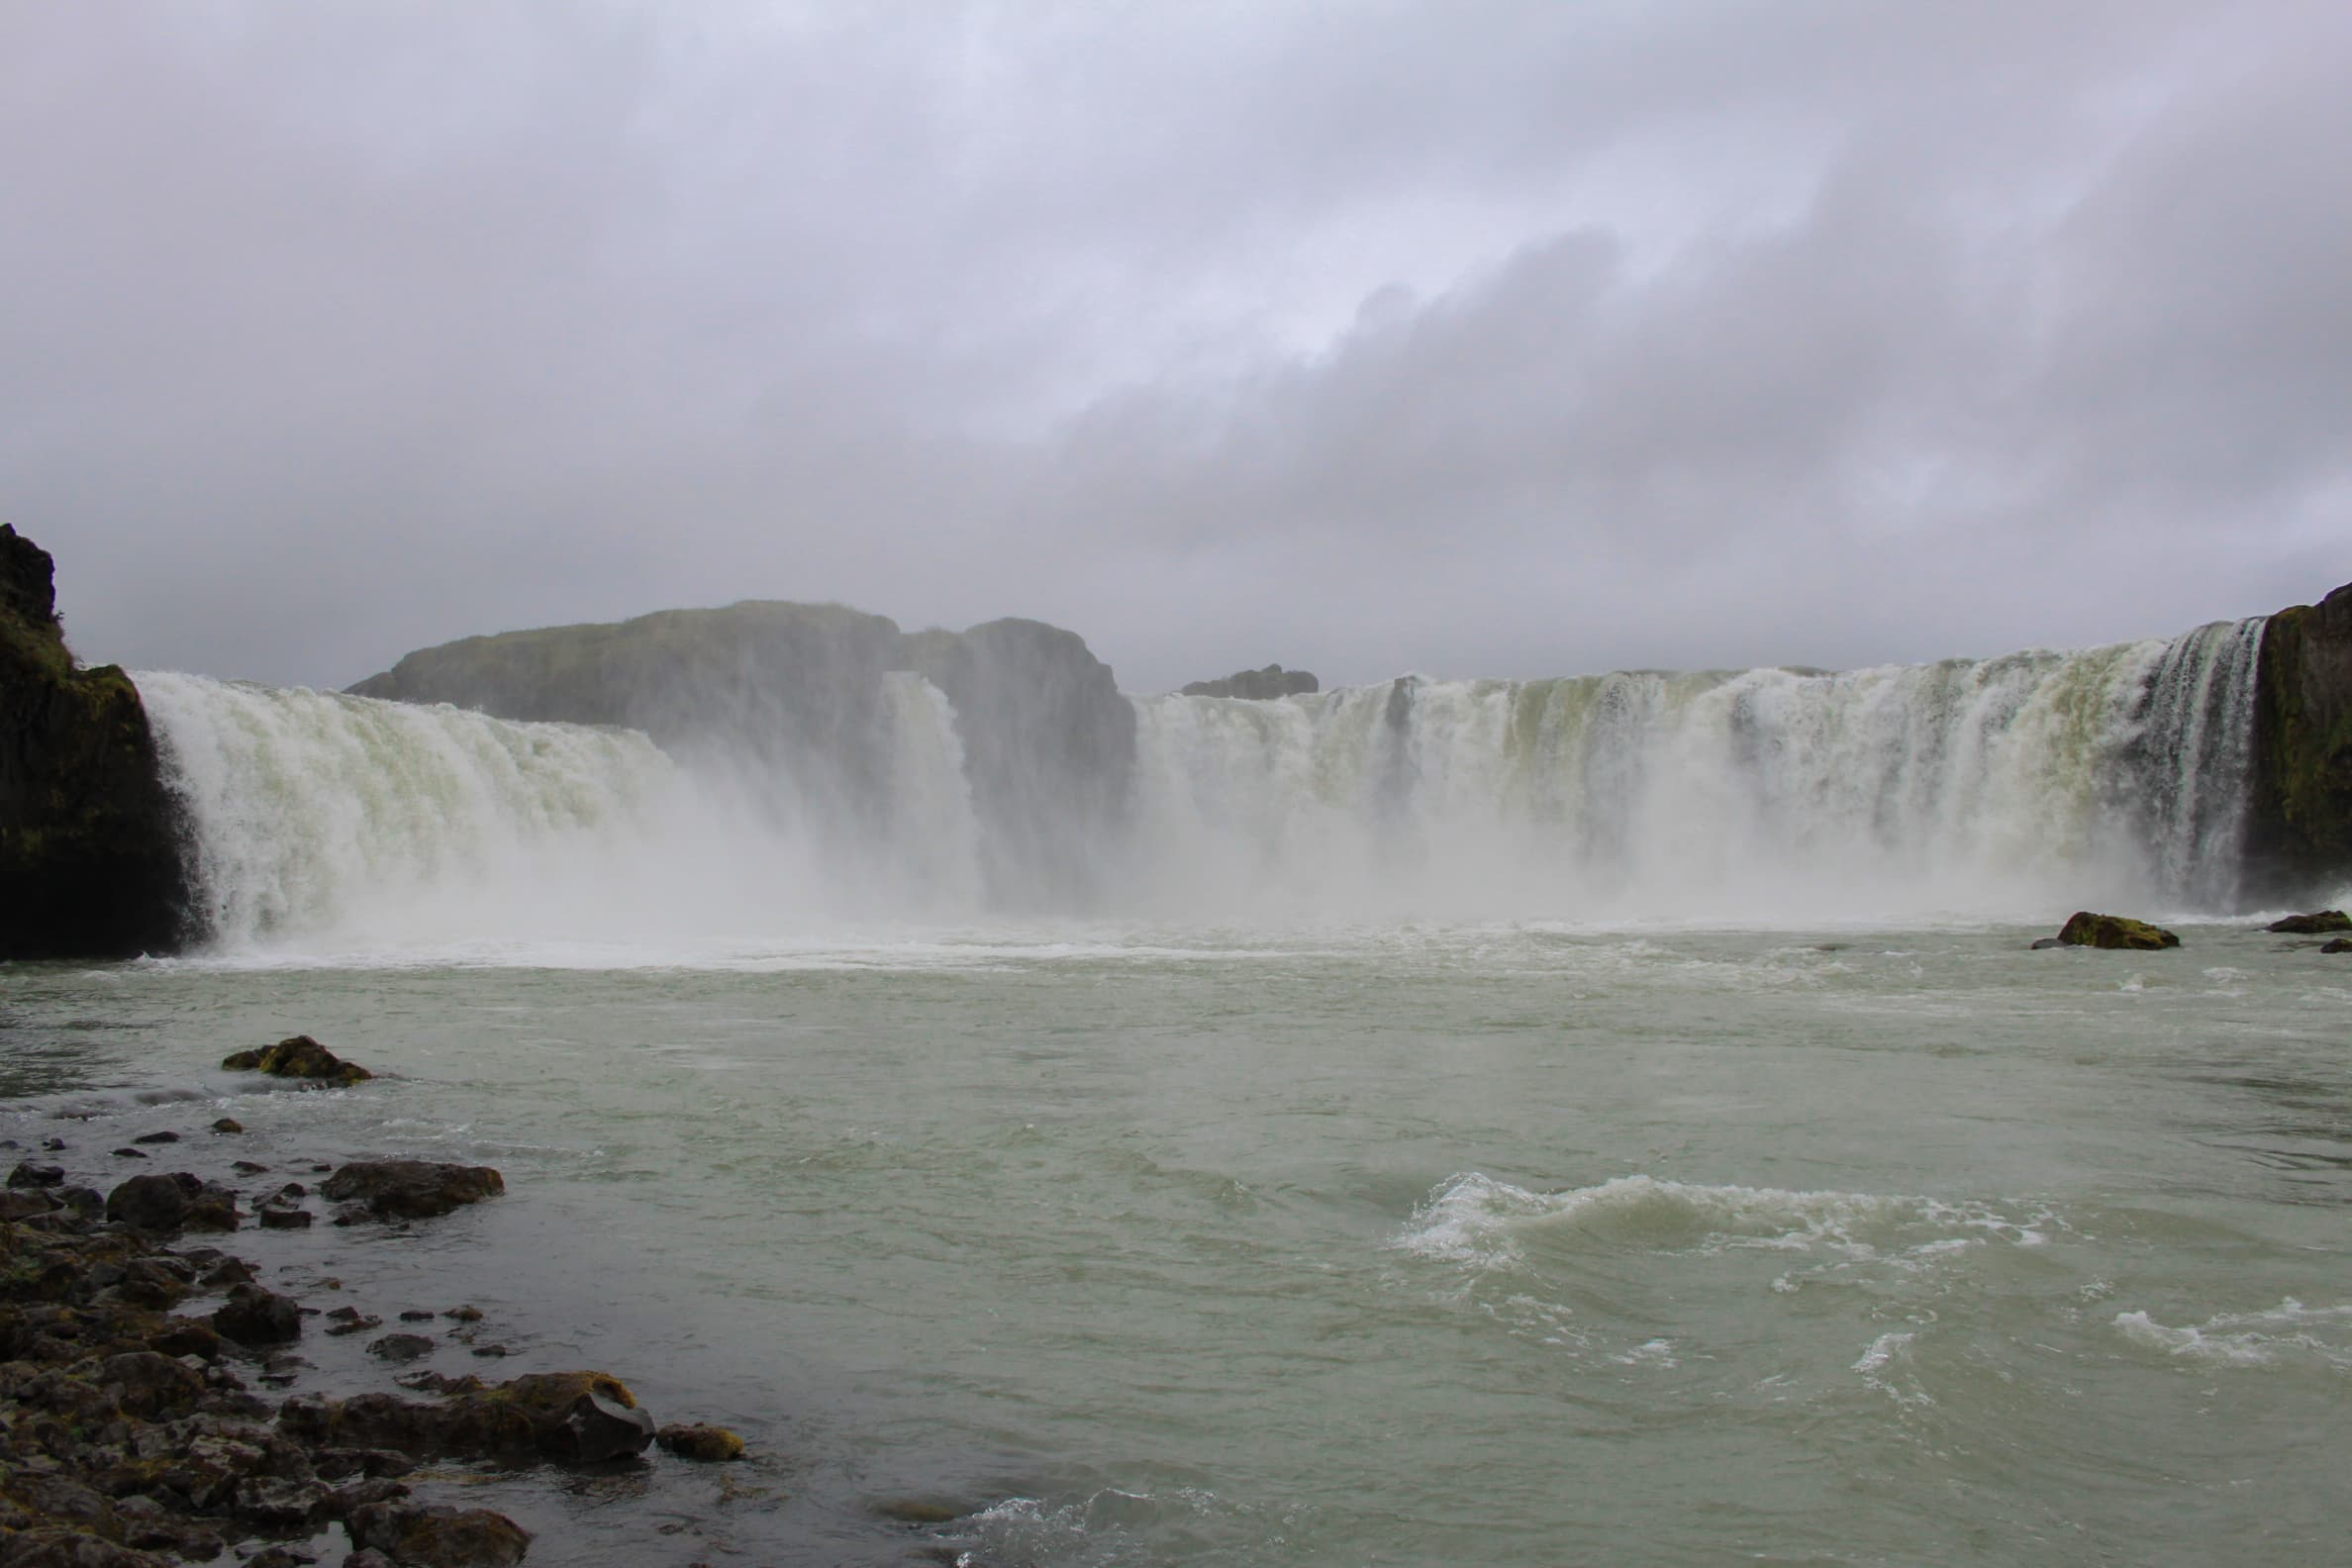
[2246, 579, 2352, 905]
[0, 524, 189, 958]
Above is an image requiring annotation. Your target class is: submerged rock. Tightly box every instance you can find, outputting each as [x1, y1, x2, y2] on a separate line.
[220, 1034, 373, 1085]
[346, 1500, 531, 1568]
[2053, 912, 2181, 950]
[2264, 909, 2352, 933]
[319, 1160, 503, 1221]
[2322, 937, 2351, 954]
[655, 1421, 744, 1462]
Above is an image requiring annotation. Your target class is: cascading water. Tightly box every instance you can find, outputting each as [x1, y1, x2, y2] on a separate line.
[136, 616, 2268, 947]
[138, 671, 990, 954]
[1128, 619, 2268, 922]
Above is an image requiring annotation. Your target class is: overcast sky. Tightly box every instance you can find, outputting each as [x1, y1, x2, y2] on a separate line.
[3, 1, 2346, 693]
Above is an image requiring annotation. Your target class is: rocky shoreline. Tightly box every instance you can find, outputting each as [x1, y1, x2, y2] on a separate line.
[0, 1039, 952, 1568]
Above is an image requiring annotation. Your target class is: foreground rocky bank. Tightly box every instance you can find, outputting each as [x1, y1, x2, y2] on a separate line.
[0, 1037, 978, 1568]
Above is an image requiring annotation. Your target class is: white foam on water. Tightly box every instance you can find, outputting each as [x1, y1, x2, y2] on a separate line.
[2112, 1299, 2352, 1372]
[1395, 1172, 2053, 1271]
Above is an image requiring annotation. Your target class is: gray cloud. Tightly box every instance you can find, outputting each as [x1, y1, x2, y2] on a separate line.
[2, 0, 2344, 693]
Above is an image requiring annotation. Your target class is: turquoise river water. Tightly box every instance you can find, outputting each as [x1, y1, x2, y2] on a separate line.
[4, 919, 2346, 1566]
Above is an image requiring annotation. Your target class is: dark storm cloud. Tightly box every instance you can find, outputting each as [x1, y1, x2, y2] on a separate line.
[1, 0, 2344, 692]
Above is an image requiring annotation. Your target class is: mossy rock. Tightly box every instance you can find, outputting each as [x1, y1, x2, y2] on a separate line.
[2055, 912, 2182, 950]
[2264, 910, 2351, 934]
[219, 1035, 372, 1085]
[655, 1421, 744, 1462]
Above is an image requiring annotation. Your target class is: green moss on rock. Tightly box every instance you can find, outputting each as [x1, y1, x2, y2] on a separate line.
[2055, 912, 2182, 950]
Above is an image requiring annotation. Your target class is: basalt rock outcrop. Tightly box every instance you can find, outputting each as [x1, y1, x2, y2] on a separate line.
[902, 618, 1134, 908]
[2247, 581, 2352, 906]
[0, 524, 189, 958]
[353, 605, 1137, 909]
[1180, 664, 1320, 700]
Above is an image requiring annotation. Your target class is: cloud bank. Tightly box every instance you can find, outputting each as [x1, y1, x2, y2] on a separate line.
[2, 0, 2344, 690]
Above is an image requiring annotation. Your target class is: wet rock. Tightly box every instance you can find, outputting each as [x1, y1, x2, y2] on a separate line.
[40, 1136, 65, 1151]
[2265, 909, 2351, 933]
[367, 1332, 436, 1363]
[130, 1131, 178, 1145]
[312, 1446, 418, 1481]
[230, 1159, 269, 1176]
[2323, 937, 2352, 953]
[9, 1160, 66, 1188]
[257, 1205, 312, 1230]
[319, 1161, 504, 1222]
[398, 1310, 436, 1323]
[212, 1285, 301, 1346]
[2052, 912, 2181, 950]
[197, 1256, 254, 1289]
[346, 1500, 531, 1568]
[0, 1188, 59, 1221]
[231, 1474, 334, 1530]
[467, 1343, 512, 1359]
[210, 1119, 243, 1134]
[111, 1147, 149, 1160]
[442, 1306, 483, 1323]
[103, 1173, 190, 1230]
[655, 1422, 745, 1461]
[72, 1349, 206, 1419]
[2027, 936, 2066, 950]
[0, 1529, 176, 1567]
[219, 1034, 373, 1085]
[325, 1309, 383, 1337]
[285, 1370, 655, 1463]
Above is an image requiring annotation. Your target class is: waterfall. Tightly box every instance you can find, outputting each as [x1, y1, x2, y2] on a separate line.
[1128, 620, 2267, 923]
[138, 671, 988, 953]
[135, 616, 2267, 947]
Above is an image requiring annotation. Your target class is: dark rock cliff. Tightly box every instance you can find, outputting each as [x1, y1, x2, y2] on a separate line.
[1181, 664, 1320, 700]
[0, 525, 190, 958]
[351, 606, 1137, 908]
[349, 602, 910, 830]
[2246, 580, 2352, 905]
[903, 619, 1134, 908]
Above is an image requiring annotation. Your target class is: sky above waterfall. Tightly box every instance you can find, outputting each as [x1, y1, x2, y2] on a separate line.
[3, 1, 2346, 692]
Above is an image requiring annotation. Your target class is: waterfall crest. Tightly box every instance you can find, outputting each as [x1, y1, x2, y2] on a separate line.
[137, 617, 2267, 948]
[1129, 619, 2265, 922]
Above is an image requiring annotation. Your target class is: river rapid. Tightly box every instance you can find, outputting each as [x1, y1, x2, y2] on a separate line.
[5, 919, 2346, 1566]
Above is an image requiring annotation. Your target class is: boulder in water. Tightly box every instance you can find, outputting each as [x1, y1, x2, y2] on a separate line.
[2322, 937, 2351, 953]
[2054, 912, 2182, 950]
[2264, 909, 2351, 933]
[221, 1034, 373, 1085]
[319, 1159, 504, 1221]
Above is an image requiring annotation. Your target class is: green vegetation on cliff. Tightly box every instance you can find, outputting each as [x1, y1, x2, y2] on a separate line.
[0, 524, 190, 958]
